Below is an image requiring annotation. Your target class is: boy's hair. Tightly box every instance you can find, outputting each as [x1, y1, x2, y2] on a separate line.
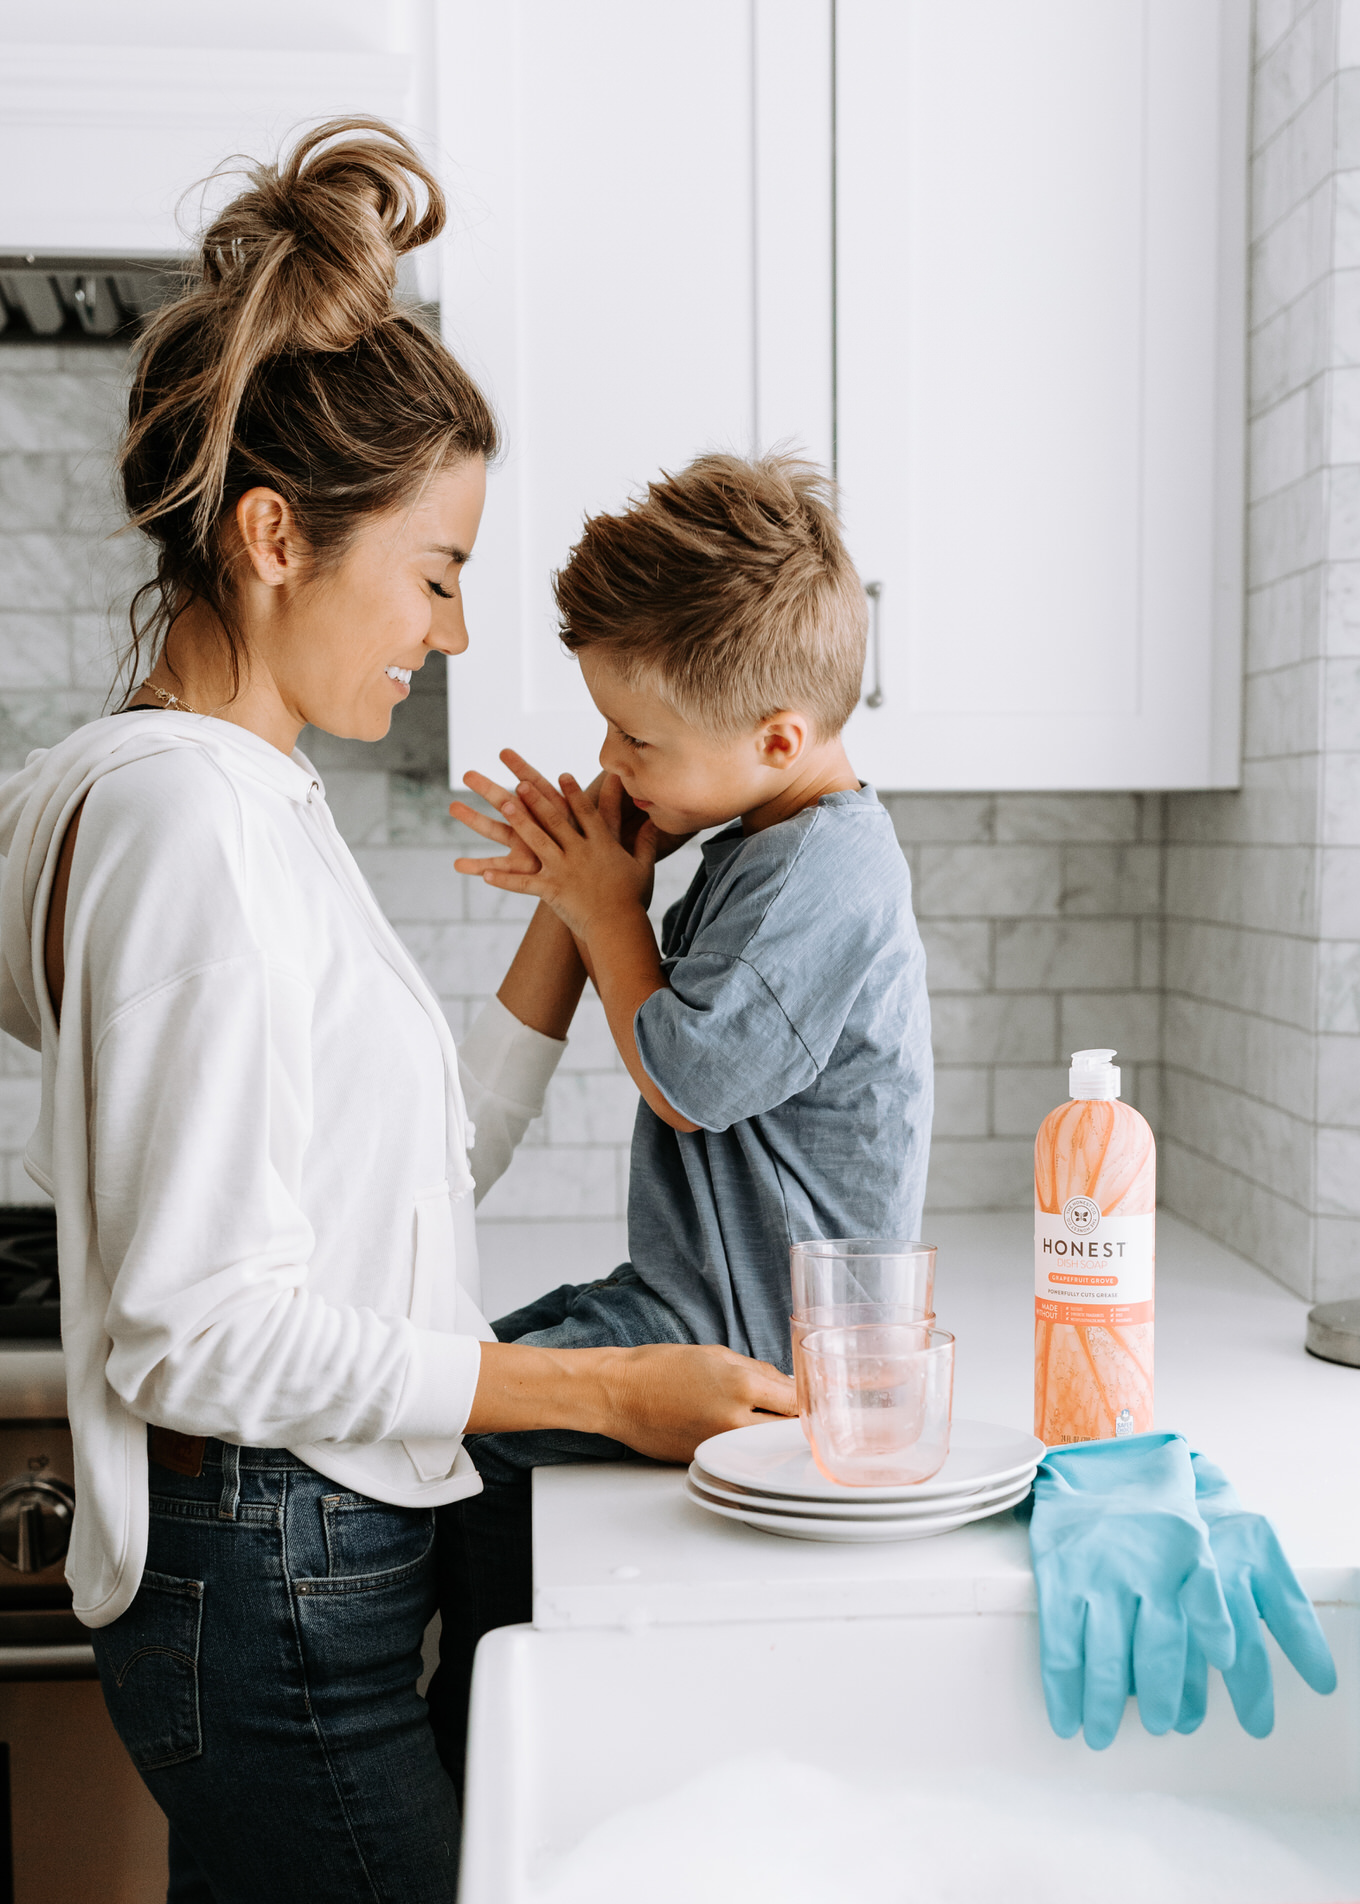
[553, 452, 867, 739]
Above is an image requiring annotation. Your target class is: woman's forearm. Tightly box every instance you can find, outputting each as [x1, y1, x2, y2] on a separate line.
[465, 1341, 610, 1436]
[496, 900, 588, 1040]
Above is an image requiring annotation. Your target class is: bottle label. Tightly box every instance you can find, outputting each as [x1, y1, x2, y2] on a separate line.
[1034, 1202, 1154, 1326]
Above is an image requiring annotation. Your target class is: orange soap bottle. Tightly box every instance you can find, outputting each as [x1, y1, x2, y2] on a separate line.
[1034, 1047, 1155, 1446]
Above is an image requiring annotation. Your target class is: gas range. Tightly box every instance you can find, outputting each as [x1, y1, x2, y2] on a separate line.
[0, 1210, 89, 1682]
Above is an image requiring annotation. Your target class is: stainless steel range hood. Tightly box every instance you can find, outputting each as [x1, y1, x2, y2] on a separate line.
[0, 255, 184, 342]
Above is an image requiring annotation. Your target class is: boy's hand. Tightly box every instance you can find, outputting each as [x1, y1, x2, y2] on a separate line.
[461, 772, 658, 942]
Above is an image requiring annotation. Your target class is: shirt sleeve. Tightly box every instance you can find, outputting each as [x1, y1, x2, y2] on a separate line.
[634, 950, 819, 1131]
[90, 954, 481, 1449]
[458, 994, 567, 1204]
[634, 813, 907, 1133]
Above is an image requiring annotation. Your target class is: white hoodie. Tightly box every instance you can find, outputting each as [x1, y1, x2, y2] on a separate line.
[0, 711, 564, 1627]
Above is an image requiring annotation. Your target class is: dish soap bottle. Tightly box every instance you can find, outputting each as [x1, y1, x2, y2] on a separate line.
[1034, 1048, 1155, 1446]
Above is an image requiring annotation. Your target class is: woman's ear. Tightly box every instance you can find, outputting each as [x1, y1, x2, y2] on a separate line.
[233, 488, 299, 589]
[756, 711, 809, 772]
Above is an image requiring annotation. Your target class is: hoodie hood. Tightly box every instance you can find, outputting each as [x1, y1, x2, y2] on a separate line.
[0, 712, 318, 1052]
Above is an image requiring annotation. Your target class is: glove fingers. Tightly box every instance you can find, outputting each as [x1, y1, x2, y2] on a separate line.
[1180, 1555, 1236, 1671]
[1221, 1576, 1275, 1739]
[1246, 1528, 1338, 1696]
[1036, 1585, 1088, 1739]
[1130, 1596, 1187, 1736]
[1175, 1635, 1209, 1735]
[1080, 1596, 1134, 1751]
[1035, 1581, 1088, 1677]
[1040, 1664, 1086, 1740]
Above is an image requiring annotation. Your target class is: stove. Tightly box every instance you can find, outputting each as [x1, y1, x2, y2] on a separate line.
[0, 1212, 87, 1681]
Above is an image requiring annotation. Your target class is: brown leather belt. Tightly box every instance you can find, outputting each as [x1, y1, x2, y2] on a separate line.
[148, 1426, 206, 1477]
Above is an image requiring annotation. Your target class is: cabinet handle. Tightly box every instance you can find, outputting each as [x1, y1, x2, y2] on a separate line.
[863, 580, 884, 709]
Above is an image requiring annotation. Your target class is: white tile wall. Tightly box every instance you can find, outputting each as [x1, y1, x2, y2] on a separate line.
[1160, 0, 1360, 1302]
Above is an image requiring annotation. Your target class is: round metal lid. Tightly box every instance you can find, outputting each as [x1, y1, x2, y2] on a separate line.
[1305, 1300, 1360, 1367]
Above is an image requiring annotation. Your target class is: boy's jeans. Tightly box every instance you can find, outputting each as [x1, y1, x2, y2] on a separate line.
[425, 1265, 694, 1788]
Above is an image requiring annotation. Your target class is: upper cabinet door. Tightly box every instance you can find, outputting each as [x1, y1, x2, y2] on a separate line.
[836, 0, 1250, 791]
[437, 0, 833, 786]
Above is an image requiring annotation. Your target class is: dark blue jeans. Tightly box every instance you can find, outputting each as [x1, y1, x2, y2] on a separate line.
[426, 1265, 693, 1790]
[90, 1440, 459, 1904]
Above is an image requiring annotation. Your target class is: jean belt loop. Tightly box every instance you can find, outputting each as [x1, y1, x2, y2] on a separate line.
[217, 1441, 242, 1521]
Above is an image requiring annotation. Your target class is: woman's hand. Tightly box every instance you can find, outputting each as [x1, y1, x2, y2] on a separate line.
[596, 1342, 797, 1462]
[453, 749, 695, 891]
[461, 773, 657, 943]
[450, 750, 577, 880]
[467, 1339, 797, 1461]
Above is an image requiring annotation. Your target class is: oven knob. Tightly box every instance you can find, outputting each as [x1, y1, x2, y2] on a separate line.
[0, 1476, 75, 1573]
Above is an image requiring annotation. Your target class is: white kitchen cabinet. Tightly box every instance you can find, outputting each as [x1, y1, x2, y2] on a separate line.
[443, 0, 1248, 794]
[836, 0, 1250, 790]
[437, 0, 834, 787]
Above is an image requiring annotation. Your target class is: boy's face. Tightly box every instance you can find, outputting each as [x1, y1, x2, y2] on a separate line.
[580, 653, 778, 835]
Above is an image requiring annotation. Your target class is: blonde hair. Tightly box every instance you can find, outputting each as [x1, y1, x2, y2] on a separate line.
[554, 453, 867, 739]
[119, 117, 498, 692]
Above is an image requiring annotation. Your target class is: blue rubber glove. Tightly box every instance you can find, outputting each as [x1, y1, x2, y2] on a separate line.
[1174, 1451, 1336, 1739]
[1028, 1432, 1236, 1750]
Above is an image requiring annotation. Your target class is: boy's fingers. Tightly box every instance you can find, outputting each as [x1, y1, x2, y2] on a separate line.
[633, 818, 660, 872]
[559, 773, 605, 835]
[497, 797, 562, 864]
[516, 778, 580, 837]
[598, 774, 623, 840]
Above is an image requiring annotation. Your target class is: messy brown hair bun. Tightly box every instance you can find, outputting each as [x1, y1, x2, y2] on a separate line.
[120, 116, 498, 689]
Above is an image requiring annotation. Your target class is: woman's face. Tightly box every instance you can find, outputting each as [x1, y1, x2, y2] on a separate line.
[239, 457, 487, 743]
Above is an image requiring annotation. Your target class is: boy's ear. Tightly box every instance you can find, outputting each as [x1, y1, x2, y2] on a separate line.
[756, 712, 808, 771]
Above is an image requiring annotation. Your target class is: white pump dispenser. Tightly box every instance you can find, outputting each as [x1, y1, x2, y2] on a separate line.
[1068, 1047, 1120, 1101]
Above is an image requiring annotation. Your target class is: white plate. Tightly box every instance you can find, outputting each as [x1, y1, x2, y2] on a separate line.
[694, 1417, 1045, 1505]
[683, 1475, 1033, 1543]
[688, 1461, 1037, 1521]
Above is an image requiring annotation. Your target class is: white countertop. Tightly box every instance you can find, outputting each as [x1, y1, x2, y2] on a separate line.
[533, 1212, 1360, 1630]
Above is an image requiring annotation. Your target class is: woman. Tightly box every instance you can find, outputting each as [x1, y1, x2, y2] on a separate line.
[0, 119, 793, 1903]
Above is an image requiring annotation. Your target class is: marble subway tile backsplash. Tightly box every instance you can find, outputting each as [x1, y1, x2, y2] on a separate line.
[890, 792, 1165, 1214]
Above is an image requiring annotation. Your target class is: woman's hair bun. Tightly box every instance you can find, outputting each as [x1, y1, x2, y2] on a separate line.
[126, 116, 456, 551]
[199, 116, 445, 356]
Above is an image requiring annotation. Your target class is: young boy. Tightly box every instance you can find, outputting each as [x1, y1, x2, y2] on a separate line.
[428, 453, 932, 1775]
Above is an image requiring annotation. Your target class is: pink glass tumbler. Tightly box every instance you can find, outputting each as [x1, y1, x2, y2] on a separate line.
[800, 1323, 955, 1487]
[789, 1239, 937, 1425]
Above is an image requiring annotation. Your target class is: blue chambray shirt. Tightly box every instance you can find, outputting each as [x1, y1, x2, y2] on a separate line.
[627, 785, 933, 1372]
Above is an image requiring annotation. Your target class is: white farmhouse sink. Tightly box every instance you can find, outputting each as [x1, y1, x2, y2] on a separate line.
[461, 1599, 1359, 1903]
[458, 1217, 1360, 1902]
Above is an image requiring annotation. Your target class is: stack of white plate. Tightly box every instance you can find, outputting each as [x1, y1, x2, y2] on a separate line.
[688, 1418, 1045, 1543]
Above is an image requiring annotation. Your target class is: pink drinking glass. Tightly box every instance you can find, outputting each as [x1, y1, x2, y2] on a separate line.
[789, 1240, 937, 1427]
[799, 1323, 955, 1487]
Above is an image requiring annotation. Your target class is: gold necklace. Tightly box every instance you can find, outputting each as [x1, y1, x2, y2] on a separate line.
[136, 680, 203, 716]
